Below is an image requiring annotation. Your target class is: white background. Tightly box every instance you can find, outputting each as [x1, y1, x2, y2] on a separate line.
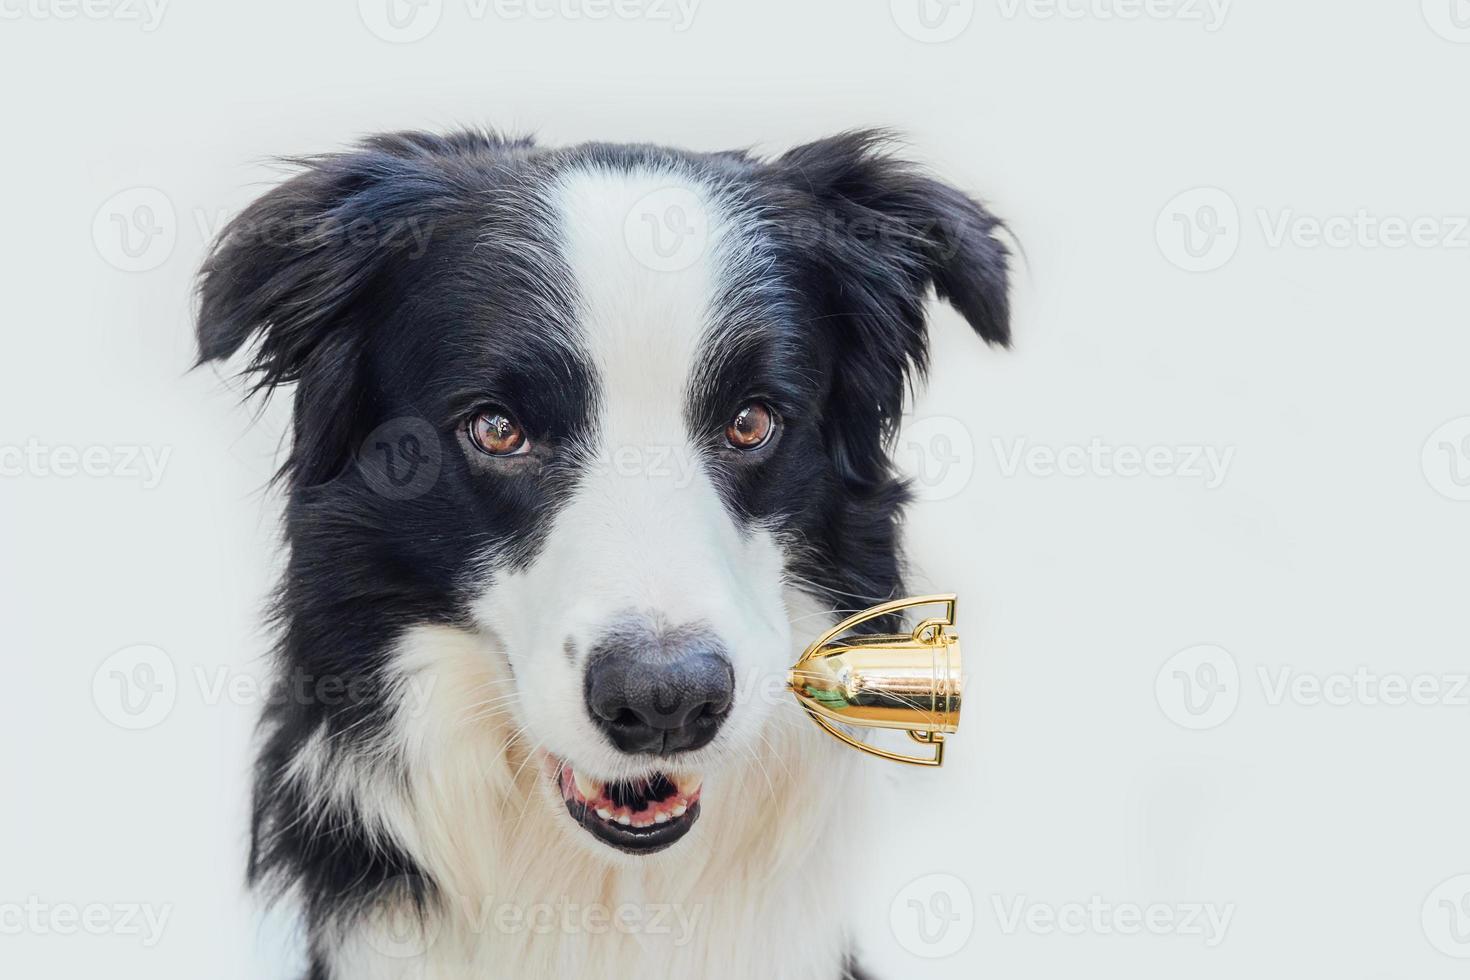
[3, 1, 1469, 977]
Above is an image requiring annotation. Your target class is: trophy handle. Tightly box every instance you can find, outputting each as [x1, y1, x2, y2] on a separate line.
[793, 593, 958, 668]
[800, 707, 946, 766]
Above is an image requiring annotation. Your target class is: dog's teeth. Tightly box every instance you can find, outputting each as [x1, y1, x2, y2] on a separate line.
[653, 811, 670, 824]
[596, 808, 612, 819]
[671, 803, 687, 817]
[573, 771, 602, 801]
[615, 813, 632, 826]
[673, 773, 702, 797]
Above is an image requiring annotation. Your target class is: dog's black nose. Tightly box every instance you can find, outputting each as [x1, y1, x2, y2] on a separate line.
[584, 623, 734, 755]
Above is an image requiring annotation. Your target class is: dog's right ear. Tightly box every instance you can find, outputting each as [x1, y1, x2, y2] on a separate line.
[195, 132, 514, 484]
[196, 142, 447, 389]
[196, 150, 425, 485]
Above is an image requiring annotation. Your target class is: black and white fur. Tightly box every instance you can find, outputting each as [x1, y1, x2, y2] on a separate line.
[197, 129, 1009, 980]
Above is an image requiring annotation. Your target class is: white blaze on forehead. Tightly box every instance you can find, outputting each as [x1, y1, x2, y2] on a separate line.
[528, 165, 757, 629]
[550, 165, 733, 451]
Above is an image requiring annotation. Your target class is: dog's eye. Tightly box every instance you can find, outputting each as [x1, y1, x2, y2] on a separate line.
[725, 402, 777, 452]
[467, 408, 529, 457]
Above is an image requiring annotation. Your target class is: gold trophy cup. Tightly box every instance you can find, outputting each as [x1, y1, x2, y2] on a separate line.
[787, 594, 962, 766]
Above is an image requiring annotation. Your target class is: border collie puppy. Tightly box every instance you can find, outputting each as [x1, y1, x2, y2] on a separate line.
[197, 129, 1008, 980]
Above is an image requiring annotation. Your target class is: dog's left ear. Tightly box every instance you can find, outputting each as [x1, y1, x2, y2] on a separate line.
[777, 130, 1010, 348]
[774, 131, 1010, 483]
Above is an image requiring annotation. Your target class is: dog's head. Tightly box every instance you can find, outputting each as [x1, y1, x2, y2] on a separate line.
[199, 130, 1007, 863]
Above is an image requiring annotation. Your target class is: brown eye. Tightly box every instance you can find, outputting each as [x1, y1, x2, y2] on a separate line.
[725, 402, 776, 451]
[467, 408, 529, 457]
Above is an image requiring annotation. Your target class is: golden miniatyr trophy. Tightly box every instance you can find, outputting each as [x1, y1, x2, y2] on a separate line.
[788, 594, 962, 766]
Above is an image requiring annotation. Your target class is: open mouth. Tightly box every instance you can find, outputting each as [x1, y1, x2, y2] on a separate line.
[555, 763, 702, 854]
